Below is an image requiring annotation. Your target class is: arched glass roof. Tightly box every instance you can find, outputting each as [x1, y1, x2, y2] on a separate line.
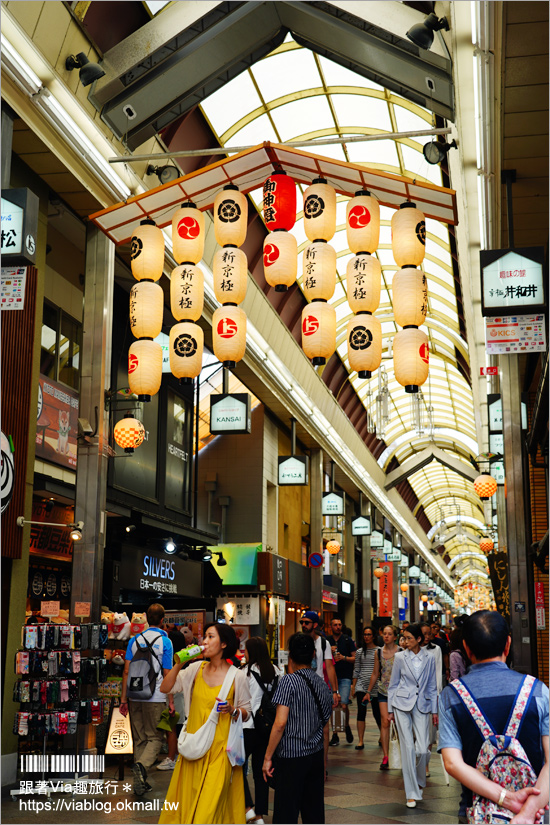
[200, 35, 482, 567]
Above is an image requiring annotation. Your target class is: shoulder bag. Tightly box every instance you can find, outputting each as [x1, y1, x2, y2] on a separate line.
[178, 664, 237, 760]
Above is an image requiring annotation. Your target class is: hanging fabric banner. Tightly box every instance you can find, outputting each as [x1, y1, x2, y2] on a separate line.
[487, 551, 510, 624]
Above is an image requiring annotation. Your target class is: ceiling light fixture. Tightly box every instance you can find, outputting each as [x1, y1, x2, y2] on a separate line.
[125, 524, 136, 533]
[146, 164, 180, 185]
[65, 53, 106, 87]
[406, 14, 449, 50]
[17, 517, 84, 540]
[69, 522, 84, 541]
[214, 551, 227, 567]
[201, 547, 213, 562]
[165, 538, 177, 554]
[423, 139, 458, 165]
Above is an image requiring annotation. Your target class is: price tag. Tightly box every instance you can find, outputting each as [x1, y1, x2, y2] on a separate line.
[41, 600, 60, 618]
[75, 601, 91, 618]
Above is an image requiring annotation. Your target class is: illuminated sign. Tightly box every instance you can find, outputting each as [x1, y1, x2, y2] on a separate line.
[278, 455, 309, 485]
[210, 393, 251, 434]
[351, 516, 371, 536]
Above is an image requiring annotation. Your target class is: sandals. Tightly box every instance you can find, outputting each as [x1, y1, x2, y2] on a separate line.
[355, 744, 364, 750]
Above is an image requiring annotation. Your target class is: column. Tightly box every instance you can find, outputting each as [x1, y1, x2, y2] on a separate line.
[361, 499, 372, 629]
[500, 355, 534, 674]
[70, 226, 114, 620]
[309, 448, 323, 612]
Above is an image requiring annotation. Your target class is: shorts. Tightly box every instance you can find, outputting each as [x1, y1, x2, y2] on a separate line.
[378, 694, 388, 703]
[337, 678, 352, 705]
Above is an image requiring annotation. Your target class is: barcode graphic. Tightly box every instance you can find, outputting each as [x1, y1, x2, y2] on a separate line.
[20, 754, 104, 774]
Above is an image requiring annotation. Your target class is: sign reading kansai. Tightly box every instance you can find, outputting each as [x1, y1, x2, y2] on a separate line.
[278, 455, 309, 485]
[210, 393, 251, 434]
[351, 516, 371, 536]
[322, 492, 344, 515]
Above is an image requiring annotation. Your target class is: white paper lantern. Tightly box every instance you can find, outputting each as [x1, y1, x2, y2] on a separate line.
[169, 321, 204, 383]
[303, 242, 336, 301]
[392, 268, 428, 328]
[170, 264, 204, 322]
[130, 219, 164, 282]
[391, 202, 426, 268]
[301, 301, 336, 365]
[213, 247, 247, 305]
[346, 254, 381, 313]
[347, 313, 382, 377]
[212, 305, 247, 367]
[263, 231, 297, 291]
[129, 281, 163, 339]
[393, 327, 429, 392]
[172, 203, 205, 264]
[346, 190, 380, 254]
[303, 178, 336, 243]
[128, 339, 163, 400]
[214, 185, 247, 248]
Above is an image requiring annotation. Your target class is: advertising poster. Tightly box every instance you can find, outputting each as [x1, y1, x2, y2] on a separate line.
[35, 375, 78, 469]
[378, 562, 393, 617]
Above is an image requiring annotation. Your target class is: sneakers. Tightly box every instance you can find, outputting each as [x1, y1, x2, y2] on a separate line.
[345, 725, 353, 744]
[132, 762, 147, 796]
[406, 800, 417, 808]
[380, 756, 389, 770]
[144, 782, 153, 793]
[329, 733, 339, 746]
[156, 757, 176, 771]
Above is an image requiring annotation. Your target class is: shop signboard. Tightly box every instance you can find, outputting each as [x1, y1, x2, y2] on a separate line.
[278, 455, 309, 485]
[487, 551, 510, 624]
[1, 266, 27, 310]
[117, 546, 202, 598]
[208, 543, 260, 587]
[535, 582, 546, 631]
[485, 314, 546, 355]
[165, 389, 192, 513]
[399, 552, 409, 568]
[41, 600, 60, 618]
[1, 187, 39, 266]
[386, 545, 401, 562]
[370, 530, 384, 547]
[258, 551, 288, 596]
[480, 247, 545, 316]
[409, 564, 420, 586]
[29, 499, 75, 561]
[322, 589, 338, 607]
[216, 596, 260, 625]
[321, 492, 344, 515]
[351, 516, 371, 536]
[492, 461, 505, 485]
[210, 393, 251, 434]
[35, 375, 78, 469]
[378, 562, 393, 617]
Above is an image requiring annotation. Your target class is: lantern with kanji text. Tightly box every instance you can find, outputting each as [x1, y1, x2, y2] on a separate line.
[392, 268, 428, 328]
[213, 247, 247, 305]
[130, 281, 163, 340]
[263, 171, 296, 231]
[302, 242, 336, 301]
[346, 254, 381, 313]
[170, 264, 204, 322]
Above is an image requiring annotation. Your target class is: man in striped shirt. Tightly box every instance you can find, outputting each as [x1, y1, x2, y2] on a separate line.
[262, 632, 332, 824]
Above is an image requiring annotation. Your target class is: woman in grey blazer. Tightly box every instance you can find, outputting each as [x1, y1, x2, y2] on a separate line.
[387, 622, 438, 808]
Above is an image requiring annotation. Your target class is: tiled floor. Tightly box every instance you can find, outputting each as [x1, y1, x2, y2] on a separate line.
[2, 713, 462, 824]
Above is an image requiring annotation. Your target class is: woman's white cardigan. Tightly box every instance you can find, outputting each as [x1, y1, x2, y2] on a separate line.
[173, 661, 252, 721]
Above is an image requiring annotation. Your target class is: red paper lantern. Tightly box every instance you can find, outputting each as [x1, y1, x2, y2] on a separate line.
[263, 171, 296, 231]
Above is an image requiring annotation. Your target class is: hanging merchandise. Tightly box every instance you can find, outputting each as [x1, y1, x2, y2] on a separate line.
[213, 247, 247, 305]
[114, 413, 145, 453]
[473, 474, 497, 500]
[263, 231, 297, 291]
[346, 254, 381, 313]
[391, 202, 426, 268]
[128, 339, 163, 401]
[263, 171, 296, 232]
[214, 185, 247, 248]
[172, 202, 205, 265]
[212, 305, 247, 368]
[129, 281, 163, 339]
[301, 300, 336, 365]
[392, 268, 428, 327]
[347, 313, 382, 378]
[303, 178, 336, 243]
[393, 327, 429, 393]
[302, 242, 336, 301]
[170, 322, 204, 383]
[346, 189, 380, 254]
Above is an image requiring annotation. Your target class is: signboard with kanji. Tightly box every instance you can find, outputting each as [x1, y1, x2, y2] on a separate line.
[378, 562, 393, 617]
[480, 247, 545, 316]
[216, 597, 260, 625]
[535, 582, 546, 631]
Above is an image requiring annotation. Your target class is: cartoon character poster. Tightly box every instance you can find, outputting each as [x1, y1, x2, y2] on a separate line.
[36, 375, 78, 469]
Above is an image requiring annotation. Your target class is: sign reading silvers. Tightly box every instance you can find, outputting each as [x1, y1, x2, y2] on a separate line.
[351, 516, 371, 536]
[480, 247, 545, 316]
[278, 455, 309, 485]
[322, 492, 344, 515]
[117, 545, 202, 597]
[210, 393, 251, 434]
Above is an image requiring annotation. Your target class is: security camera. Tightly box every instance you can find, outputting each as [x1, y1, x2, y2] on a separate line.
[78, 418, 94, 436]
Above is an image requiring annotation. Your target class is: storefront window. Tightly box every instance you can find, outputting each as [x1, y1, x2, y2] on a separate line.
[40, 301, 82, 391]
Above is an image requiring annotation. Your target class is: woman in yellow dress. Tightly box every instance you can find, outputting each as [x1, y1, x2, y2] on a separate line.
[159, 622, 252, 825]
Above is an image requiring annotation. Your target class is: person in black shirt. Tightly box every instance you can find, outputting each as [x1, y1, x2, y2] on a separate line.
[263, 633, 332, 824]
[430, 621, 450, 683]
[327, 618, 356, 745]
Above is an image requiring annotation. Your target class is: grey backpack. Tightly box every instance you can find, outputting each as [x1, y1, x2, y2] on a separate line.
[127, 633, 162, 700]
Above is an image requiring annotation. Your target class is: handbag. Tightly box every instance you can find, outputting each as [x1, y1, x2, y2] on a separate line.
[388, 720, 401, 770]
[178, 665, 237, 760]
[226, 711, 246, 766]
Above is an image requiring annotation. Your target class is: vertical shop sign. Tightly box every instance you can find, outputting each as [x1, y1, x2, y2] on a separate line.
[535, 582, 546, 630]
[165, 389, 192, 512]
[379, 562, 393, 617]
[487, 551, 510, 624]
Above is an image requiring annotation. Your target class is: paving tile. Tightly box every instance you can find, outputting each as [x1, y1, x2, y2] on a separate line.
[349, 802, 434, 818]
[325, 810, 403, 824]
[404, 814, 459, 824]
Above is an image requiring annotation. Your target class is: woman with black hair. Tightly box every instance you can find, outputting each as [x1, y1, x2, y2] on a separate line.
[351, 627, 381, 749]
[242, 637, 282, 824]
[448, 624, 471, 681]
[159, 622, 252, 824]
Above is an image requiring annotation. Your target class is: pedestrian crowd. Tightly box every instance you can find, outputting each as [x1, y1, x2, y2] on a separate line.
[119, 604, 548, 825]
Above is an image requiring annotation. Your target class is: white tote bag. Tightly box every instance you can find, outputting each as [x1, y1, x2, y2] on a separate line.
[388, 720, 401, 770]
[178, 665, 237, 760]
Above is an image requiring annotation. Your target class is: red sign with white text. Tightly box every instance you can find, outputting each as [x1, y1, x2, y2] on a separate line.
[379, 562, 393, 617]
[480, 366, 498, 376]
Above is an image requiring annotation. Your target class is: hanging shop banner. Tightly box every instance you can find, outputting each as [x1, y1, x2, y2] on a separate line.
[370, 530, 384, 547]
[351, 516, 371, 536]
[36, 375, 78, 469]
[487, 551, 510, 624]
[1, 266, 27, 310]
[485, 313, 546, 355]
[378, 562, 393, 617]
[535, 582, 546, 631]
[216, 597, 260, 625]
[117, 546, 202, 597]
[1, 188, 39, 266]
[321, 492, 344, 515]
[480, 247, 545, 316]
[29, 500, 75, 561]
[210, 393, 251, 434]
[278, 455, 309, 485]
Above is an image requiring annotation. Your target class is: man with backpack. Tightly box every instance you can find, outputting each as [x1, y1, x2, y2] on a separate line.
[120, 603, 174, 796]
[438, 610, 548, 824]
[327, 618, 356, 745]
